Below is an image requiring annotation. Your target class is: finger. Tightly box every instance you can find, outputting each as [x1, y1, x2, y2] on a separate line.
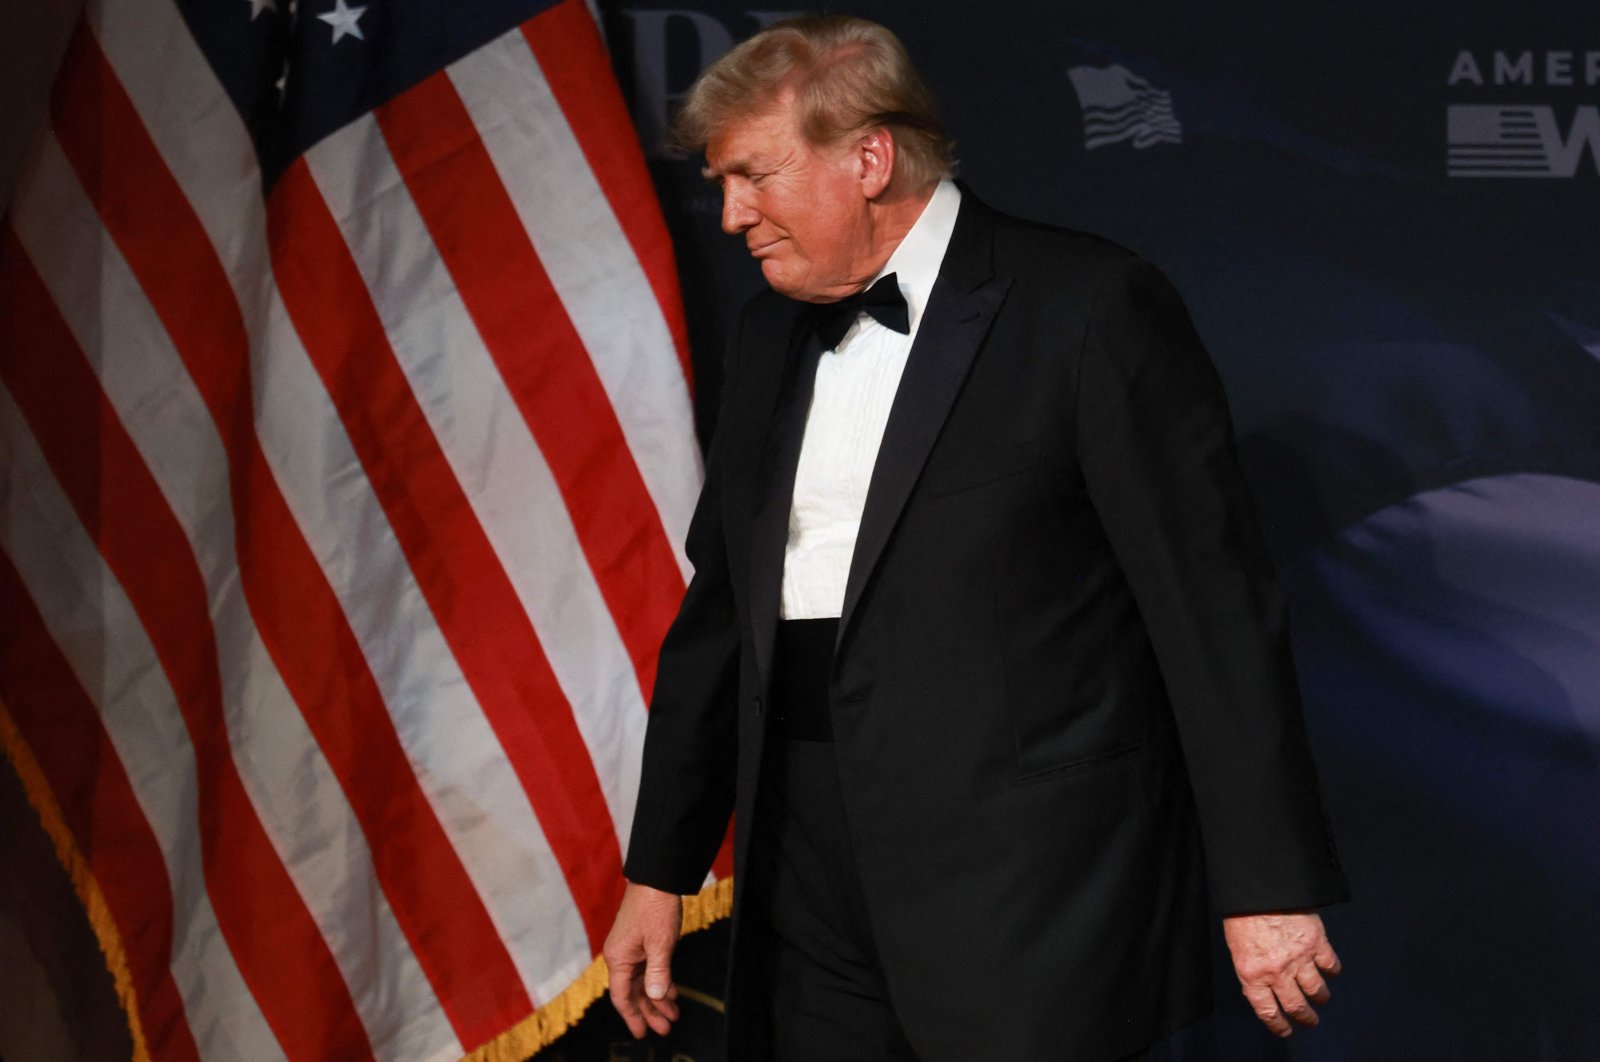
[642, 935, 679, 1036]
[1314, 939, 1343, 976]
[643, 941, 676, 1002]
[1242, 983, 1292, 1038]
[643, 989, 681, 1024]
[1296, 962, 1331, 1004]
[1274, 977, 1320, 1029]
[641, 996, 675, 1037]
[607, 963, 648, 1040]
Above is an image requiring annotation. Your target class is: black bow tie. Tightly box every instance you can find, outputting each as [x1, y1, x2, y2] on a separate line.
[813, 273, 910, 351]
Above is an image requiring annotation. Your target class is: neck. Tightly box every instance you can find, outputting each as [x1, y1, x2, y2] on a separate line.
[851, 179, 939, 292]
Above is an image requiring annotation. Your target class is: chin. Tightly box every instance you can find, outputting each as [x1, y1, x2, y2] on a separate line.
[759, 261, 801, 298]
[759, 262, 829, 302]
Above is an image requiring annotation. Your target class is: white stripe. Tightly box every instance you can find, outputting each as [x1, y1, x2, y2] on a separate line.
[0, 382, 285, 1062]
[1083, 103, 1143, 116]
[10, 125, 458, 1062]
[304, 116, 647, 889]
[87, 0, 597, 1007]
[448, 27, 702, 582]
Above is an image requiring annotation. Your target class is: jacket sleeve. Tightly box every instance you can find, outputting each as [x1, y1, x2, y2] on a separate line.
[620, 309, 747, 895]
[1075, 256, 1348, 914]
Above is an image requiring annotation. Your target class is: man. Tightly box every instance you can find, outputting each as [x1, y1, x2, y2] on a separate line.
[604, 15, 1348, 1061]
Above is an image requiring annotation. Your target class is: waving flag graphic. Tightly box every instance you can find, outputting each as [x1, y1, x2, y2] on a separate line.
[1068, 63, 1183, 150]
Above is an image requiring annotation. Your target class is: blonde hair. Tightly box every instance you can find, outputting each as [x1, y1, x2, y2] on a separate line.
[672, 15, 956, 190]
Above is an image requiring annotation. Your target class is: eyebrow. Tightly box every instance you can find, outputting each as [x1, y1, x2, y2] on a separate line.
[702, 157, 754, 182]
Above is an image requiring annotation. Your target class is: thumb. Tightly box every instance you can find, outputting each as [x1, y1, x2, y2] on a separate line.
[644, 937, 675, 1000]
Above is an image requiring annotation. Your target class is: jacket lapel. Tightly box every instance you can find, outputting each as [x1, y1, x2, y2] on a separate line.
[837, 196, 1011, 646]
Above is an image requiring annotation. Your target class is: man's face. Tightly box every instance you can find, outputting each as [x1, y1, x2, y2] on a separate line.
[704, 98, 875, 302]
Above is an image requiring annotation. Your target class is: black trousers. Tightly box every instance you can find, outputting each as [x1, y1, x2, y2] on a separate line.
[746, 619, 920, 1061]
[744, 620, 1150, 1062]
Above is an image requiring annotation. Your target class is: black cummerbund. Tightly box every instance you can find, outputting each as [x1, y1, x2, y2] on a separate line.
[770, 618, 839, 742]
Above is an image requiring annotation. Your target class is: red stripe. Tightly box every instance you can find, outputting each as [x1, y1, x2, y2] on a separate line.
[375, 74, 686, 706]
[0, 224, 371, 1061]
[268, 158, 623, 959]
[523, 0, 693, 387]
[711, 821, 736, 882]
[0, 551, 201, 1062]
[48, 24, 536, 1047]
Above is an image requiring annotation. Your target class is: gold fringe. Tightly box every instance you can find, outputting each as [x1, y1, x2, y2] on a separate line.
[462, 875, 735, 1062]
[681, 875, 736, 936]
[1, 687, 734, 1062]
[0, 698, 152, 1062]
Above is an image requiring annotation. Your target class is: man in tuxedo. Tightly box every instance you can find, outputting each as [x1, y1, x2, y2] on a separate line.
[604, 15, 1348, 1061]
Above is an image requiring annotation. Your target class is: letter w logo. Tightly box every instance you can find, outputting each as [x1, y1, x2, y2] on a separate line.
[1448, 105, 1600, 178]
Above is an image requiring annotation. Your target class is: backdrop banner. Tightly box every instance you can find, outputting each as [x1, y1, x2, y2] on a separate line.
[540, 2, 1600, 1058]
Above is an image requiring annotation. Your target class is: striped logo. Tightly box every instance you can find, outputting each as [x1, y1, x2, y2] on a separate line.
[1068, 64, 1183, 151]
[1447, 104, 1600, 177]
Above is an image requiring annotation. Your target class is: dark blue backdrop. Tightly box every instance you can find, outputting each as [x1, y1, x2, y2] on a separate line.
[549, 4, 1600, 1059]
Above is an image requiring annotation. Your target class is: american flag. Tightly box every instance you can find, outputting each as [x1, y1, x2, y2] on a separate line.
[1067, 63, 1182, 151]
[0, 0, 727, 1059]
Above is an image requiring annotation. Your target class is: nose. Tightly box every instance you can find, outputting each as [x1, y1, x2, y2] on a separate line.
[721, 184, 758, 235]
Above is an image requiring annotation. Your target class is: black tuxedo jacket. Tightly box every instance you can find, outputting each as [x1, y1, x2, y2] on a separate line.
[624, 190, 1348, 1061]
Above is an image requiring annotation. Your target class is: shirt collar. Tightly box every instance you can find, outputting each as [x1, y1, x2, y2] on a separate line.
[873, 178, 961, 335]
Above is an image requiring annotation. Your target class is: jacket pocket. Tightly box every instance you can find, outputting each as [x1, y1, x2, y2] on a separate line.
[1015, 741, 1143, 784]
[921, 438, 1039, 497]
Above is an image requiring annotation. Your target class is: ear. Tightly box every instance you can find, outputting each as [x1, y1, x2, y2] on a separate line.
[856, 127, 897, 200]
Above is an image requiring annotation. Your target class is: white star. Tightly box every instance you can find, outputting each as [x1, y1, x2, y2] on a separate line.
[275, 57, 291, 100]
[248, 0, 277, 20]
[317, 0, 366, 44]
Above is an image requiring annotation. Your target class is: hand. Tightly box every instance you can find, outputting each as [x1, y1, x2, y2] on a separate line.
[1223, 910, 1342, 1037]
[603, 882, 683, 1038]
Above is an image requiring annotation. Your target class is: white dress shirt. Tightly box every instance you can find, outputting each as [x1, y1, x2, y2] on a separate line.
[780, 179, 962, 620]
